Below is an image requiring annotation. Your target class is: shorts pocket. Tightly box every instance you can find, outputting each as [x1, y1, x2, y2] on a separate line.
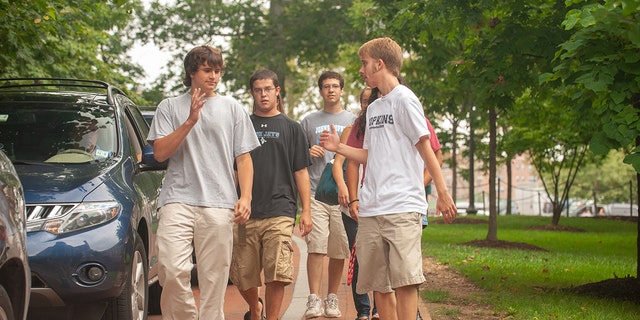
[276, 240, 294, 281]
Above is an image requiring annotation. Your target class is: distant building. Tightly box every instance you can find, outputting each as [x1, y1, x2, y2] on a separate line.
[438, 153, 545, 216]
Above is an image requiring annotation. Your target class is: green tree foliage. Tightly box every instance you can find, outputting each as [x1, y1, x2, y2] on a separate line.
[544, 0, 640, 275]
[510, 88, 596, 225]
[349, 0, 483, 203]
[544, 0, 640, 170]
[572, 150, 636, 204]
[353, 0, 576, 235]
[0, 0, 146, 100]
[138, 0, 367, 114]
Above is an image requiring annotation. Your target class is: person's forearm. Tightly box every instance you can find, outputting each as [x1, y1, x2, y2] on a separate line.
[336, 143, 368, 164]
[332, 155, 347, 186]
[423, 168, 432, 187]
[424, 149, 443, 186]
[152, 120, 196, 162]
[294, 169, 311, 213]
[426, 158, 448, 196]
[418, 139, 448, 194]
[333, 127, 351, 186]
[235, 153, 254, 201]
[346, 159, 359, 201]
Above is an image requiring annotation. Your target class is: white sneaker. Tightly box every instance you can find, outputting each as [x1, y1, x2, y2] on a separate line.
[323, 293, 341, 318]
[305, 294, 323, 319]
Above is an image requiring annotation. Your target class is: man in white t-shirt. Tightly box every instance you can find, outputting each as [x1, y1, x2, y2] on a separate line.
[320, 37, 457, 320]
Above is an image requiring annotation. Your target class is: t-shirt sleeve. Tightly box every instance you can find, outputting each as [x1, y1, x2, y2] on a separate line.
[299, 116, 314, 147]
[233, 102, 260, 157]
[292, 122, 311, 171]
[426, 118, 441, 152]
[146, 98, 174, 144]
[399, 96, 429, 145]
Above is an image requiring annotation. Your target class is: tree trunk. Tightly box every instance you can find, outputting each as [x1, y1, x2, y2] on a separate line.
[506, 157, 512, 215]
[552, 177, 562, 226]
[552, 205, 562, 225]
[636, 137, 639, 278]
[636, 171, 639, 278]
[487, 105, 498, 241]
[451, 120, 459, 203]
[592, 189, 598, 217]
[467, 107, 477, 215]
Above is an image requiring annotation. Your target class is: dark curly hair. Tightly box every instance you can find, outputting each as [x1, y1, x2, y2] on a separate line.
[182, 45, 225, 87]
[317, 70, 344, 90]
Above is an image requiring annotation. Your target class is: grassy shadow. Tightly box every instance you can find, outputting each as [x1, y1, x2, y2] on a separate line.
[423, 215, 639, 319]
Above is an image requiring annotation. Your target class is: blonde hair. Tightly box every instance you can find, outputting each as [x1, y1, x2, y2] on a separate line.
[358, 37, 403, 77]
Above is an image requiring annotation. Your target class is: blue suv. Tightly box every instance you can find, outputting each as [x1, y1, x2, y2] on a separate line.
[0, 78, 165, 320]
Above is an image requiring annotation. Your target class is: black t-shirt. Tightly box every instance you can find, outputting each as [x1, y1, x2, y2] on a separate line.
[249, 113, 311, 219]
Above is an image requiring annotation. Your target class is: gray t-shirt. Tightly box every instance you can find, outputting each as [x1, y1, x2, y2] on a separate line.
[300, 110, 356, 193]
[147, 93, 259, 209]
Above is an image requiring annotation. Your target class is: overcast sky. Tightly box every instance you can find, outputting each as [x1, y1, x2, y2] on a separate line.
[130, 42, 172, 86]
[130, 0, 174, 86]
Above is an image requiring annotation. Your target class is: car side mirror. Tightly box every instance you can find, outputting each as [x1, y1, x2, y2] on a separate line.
[140, 144, 167, 171]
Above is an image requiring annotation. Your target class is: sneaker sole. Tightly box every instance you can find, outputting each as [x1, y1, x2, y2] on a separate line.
[305, 312, 323, 319]
[305, 308, 323, 319]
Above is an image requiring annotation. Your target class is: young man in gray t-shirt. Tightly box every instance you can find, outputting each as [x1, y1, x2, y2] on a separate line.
[300, 70, 356, 318]
[147, 45, 259, 319]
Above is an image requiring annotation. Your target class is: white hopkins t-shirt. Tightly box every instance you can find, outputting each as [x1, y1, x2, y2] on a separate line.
[359, 85, 430, 217]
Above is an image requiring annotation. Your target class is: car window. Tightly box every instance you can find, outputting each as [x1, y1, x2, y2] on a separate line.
[123, 115, 143, 163]
[0, 103, 117, 163]
[142, 112, 154, 125]
[117, 97, 147, 163]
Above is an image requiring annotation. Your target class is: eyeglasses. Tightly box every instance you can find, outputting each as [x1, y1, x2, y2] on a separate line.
[252, 87, 276, 95]
[322, 84, 341, 90]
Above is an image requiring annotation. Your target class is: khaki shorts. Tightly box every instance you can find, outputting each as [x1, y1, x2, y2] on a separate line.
[305, 197, 350, 259]
[355, 212, 425, 294]
[229, 216, 295, 292]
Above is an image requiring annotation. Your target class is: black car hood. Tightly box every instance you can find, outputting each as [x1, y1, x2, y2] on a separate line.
[15, 162, 113, 203]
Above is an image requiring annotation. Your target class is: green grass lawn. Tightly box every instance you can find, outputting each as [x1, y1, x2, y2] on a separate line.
[422, 215, 639, 319]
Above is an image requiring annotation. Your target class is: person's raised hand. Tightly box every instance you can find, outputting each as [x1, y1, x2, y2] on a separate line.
[319, 124, 340, 152]
[187, 87, 207, 125]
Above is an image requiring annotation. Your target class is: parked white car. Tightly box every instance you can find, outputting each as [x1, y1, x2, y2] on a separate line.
[604, 203, 638, 217]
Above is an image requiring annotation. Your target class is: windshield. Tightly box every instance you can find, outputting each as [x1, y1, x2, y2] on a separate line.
[0, 103, 116, 163]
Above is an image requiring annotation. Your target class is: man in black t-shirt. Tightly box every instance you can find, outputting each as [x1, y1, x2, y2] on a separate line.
[230, 69, 312, 320]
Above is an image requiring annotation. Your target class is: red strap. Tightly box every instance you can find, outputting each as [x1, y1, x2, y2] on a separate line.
[346, 241, 357, 286]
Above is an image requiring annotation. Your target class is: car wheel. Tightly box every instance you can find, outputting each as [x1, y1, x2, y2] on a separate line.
[102, 233, 148, 320]
[0, 285, 15, 320]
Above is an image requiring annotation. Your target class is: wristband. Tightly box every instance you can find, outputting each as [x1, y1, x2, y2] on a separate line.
[348, 199, 359, 208]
